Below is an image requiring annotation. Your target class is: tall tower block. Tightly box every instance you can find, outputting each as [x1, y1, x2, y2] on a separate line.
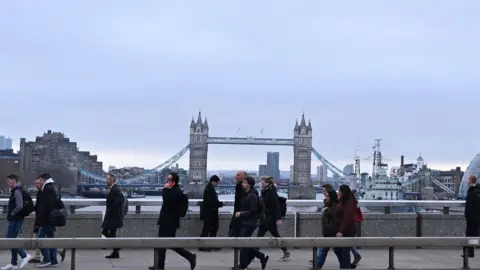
[289, 114, 316, 199]
[188, 111, 209, 184]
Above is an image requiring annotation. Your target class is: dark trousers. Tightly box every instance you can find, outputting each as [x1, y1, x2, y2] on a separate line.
[229, 216, 241, 237]
[200, 215, 219, 237]
[466, 221, 479, 256]
[239, 225, 257, 269]
[256, 220, 287, 252]
[102, 228, 119, 254]
[155, 226, 193, 269]
[38, 226, 58, 264]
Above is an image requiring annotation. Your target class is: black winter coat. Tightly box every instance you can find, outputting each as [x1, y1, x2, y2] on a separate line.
[102, 184, 124, 229]
[238, 189, 259, 227]
[200, 182, 223, 220]
[261, 185, 280, 222]
[157, 184, 183, 229]
[35, 182, 58, 227]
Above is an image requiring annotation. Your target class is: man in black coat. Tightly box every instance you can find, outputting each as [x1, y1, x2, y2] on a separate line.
[35, 173, 59, 268]
[199, 175, 223, 251]
[150, 172, 196, 270]
[102, 173, 124, 259]
[229, 170, 246, 237]
[464, 175, 480, 257]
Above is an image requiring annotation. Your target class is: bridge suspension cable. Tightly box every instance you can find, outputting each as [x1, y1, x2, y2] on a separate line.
[311, 148, 348, 179]
[79, 145, 190, 183]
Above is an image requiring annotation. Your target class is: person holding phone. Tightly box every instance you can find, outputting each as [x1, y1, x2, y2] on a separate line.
[150, 173, 197, 270]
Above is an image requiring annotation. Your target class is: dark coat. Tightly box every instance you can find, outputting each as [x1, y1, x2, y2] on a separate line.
[102, 184, 124, 229]
[465, 184, 480, 224]
[335, 197, 356, 235]
[229, 182, 245, 229]
[322, 197, 338, 237]
[200, 182, 223, 220]
[238, 189, 259, 227]
[261, 185, 280, 222]
[35, 182, 58, 227]
[157, 184, 182, 229]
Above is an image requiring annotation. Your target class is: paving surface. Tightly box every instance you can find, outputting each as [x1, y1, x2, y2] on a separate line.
[1, 248, 480, 269]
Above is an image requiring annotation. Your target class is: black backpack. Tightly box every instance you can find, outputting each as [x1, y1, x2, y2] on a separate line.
[17, 189, 34, 218]
[278, 196, 287, 219]
[179, 192, 189, 218]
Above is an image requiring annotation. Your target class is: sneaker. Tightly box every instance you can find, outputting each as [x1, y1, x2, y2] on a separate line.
[1, 264, 18, 270]
[19, 254, 31, 268]
[37, 262, 51, 268]
[260, 255, 269, 270]
[280, 251, 290, 260]
[58, 249, 66, 262]
[50, 264, 58, 267]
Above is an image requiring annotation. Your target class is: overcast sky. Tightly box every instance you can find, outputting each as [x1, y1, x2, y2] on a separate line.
[1, 1, 479, 173]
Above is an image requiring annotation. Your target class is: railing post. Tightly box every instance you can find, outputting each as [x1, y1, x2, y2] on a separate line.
[388, 246, 395, 269]
[69, 205, 76, 214]
[233, 248, 239, 269]
[312, 247, 318, 270]
[443, 206, 450, 215]
[383, 206, 391, 214]
[415, 212, 422, 249]
[70, 248, 76, 270]
[135, 205, 141, 214]
[462, 247, 469, 269]
[153, 248, 159, 269]
[2, 206, 6, 214]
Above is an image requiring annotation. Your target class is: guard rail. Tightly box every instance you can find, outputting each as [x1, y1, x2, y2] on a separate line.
[1, 237, 478, 269]
[0, 199, 467, 214]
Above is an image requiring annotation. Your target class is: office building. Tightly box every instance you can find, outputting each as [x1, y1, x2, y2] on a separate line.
[317, 165, 327, 182]
[266, 152, 280, 180]
[258, 164, 268, 177]
[0, 136, 13, 150]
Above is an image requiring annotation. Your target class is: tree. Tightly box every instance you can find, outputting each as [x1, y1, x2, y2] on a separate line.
[35, 164, 75, 191]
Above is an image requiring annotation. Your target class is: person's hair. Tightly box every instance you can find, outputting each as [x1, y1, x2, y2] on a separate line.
[37, 172, 51, 181]
[470, 175, 477, 183]
[338, 184, 354, 203]
[107, 173, 117, 182]
[327, 189, 339, 204]
[210, 175, 220, 183]
[6, 174, 18, 182]
[169, 172, 180, 184]
[244, 176, 256, 188]
[322, 184, 333, 191]
[261, 176, 274, 185]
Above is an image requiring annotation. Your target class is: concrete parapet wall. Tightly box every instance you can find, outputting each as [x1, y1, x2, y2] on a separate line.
[0, 212, 467, 238]
[0, 212, 103, 237]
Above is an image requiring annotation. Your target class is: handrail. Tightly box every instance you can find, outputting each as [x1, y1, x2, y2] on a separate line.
[0, 198, 467, 207]
[1, 237, 479, 249]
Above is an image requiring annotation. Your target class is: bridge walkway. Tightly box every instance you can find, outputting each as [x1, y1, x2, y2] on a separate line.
[8, 247, 480, 269]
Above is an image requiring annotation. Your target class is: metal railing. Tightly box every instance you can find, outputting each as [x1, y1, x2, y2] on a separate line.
[0, 199, 466, 214]
[1, 237, 478, 269]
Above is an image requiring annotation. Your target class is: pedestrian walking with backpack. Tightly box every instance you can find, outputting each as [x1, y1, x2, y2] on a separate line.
[1, 174, 32, 270]
[253, 177, 290, 261]
[149, 172, 196, 270]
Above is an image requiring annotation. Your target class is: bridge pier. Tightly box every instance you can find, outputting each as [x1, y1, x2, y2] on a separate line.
[288, 186, 317, 200]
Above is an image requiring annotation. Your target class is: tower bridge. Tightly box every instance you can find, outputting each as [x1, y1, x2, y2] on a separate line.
[79, 112, 347, 199]
[77, 112, 455, 199]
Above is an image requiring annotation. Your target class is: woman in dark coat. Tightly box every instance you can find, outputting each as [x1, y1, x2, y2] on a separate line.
[315, 189, 339, 268]
[334, 184, 357, 269]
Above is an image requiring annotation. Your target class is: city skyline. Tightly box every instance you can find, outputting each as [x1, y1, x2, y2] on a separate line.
[2, 1, 479, 173]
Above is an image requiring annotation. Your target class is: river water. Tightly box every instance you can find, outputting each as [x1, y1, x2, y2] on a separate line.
[78, 192, 325, 214]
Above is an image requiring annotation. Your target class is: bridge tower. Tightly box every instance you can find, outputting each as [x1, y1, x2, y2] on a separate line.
[188, 111, 209, 185]
[289, 114, 316, 199]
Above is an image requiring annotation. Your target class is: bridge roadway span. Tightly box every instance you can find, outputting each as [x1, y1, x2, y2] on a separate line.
[0, 248, 476, 269]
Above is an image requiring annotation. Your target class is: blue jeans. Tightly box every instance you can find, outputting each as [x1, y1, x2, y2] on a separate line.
[6, 220, 27, 266]
[351, 247, 361, 257]
[37, 226, 58, 264]
[316, 247, 348, 269]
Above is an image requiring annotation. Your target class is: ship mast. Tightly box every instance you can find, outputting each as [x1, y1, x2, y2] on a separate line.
[353, 141, 361, 188]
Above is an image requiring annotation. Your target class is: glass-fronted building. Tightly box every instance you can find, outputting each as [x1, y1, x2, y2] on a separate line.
[459, 154, 480, 198]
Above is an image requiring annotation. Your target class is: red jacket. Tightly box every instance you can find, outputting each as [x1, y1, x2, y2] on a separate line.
[355, 207, 364, 223]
